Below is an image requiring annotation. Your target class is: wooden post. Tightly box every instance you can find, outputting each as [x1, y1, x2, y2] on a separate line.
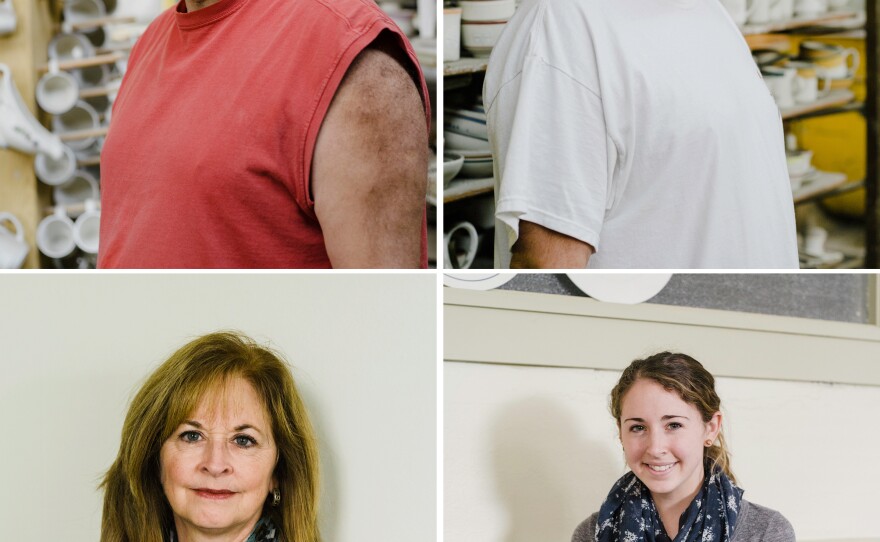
[866, 1, 879, 268]
[0, 0, 54, 268]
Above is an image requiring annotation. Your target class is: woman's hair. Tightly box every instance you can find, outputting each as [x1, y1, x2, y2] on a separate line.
[100, 331, 320, 542]
[609, 352, 736, 484]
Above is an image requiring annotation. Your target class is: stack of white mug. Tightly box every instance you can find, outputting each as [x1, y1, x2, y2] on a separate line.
[720, 0, 852, 26]
[760, 40, 858, 109]
[31, 0, 123, 265]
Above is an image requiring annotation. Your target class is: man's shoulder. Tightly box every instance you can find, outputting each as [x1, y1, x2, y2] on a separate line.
[737, 500, 796, 542]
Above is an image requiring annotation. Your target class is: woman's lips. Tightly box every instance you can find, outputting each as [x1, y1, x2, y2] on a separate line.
[193, 488, 236, 500]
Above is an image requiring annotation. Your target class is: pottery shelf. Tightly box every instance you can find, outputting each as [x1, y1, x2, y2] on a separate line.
[54, 15, 137, 32]
[792, 170, 849, 204]
[443, 176, 494, 204]
[780, 89, 857, 119]
[58, 126, 109, 142]
[77, 156, 101, 167]
[38, 51, 124, 73]
[43, 200, 101, 216]
[741, 10, 862, 35]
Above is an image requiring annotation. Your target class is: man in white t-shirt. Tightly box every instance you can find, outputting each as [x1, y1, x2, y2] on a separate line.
[484, 0, 799, 269]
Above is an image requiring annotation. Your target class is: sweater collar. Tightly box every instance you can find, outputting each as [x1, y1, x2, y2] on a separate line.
[174, 0, 249, 30]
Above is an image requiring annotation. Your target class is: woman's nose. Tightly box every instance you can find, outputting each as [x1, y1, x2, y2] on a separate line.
[646, 430, 668, 456]
[200, 440, 232, 475]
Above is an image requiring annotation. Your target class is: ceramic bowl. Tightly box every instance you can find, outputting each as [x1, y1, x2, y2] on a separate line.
[445, 108, 488, 140]
[444, 130, 490, 151]
[444, 152, 465, 187]
[786, 149, 813, 178]
[461, 22, 507, 58]
[459, 151, 494, 178]
[459, 0, 515, 22]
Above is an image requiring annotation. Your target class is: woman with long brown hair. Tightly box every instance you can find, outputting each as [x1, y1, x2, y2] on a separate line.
[572, 352, 794, 542]
[101, 331, 320, 542]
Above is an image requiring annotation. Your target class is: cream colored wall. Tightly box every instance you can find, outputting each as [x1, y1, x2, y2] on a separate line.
[0, 274, 436, 542]
[444, 288, 880, 542]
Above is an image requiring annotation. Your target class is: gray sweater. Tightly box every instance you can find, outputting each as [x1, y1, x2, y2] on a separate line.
[571, 500, 795, 542]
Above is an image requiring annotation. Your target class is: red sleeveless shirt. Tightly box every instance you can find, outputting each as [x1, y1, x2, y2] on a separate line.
[98, 0, 429, 268]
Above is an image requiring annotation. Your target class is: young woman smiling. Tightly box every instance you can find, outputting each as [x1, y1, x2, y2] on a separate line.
[572, 352, 795, 542]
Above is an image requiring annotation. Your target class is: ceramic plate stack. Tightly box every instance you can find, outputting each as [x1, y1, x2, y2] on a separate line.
[444, 105, 493, 179]
[459, 0, 515, 58]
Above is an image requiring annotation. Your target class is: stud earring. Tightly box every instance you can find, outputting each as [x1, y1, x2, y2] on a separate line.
[704, 439, 713, 447]
[272, 488, 281, 507]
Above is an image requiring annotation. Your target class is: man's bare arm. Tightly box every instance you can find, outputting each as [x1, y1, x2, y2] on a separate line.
[311, 34, 428, 268]
[510, 220, 594, 268]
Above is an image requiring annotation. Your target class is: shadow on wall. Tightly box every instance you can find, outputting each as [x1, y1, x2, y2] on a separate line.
[490, 397, 619, 542]
[300, 385, 341, 541]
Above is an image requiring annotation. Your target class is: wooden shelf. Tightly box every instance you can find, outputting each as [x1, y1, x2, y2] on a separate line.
[792, 170, 848, 204]
[741, 10, 862, 35]
[58, 15, 137, 32]
[780, 89, 855, 119]
[58, 126, 109, 142]
[444, 176, 493, 203]
[38, 52, 124, 73]
[79, 82, 120, 99]
[443, 57, 488, 77]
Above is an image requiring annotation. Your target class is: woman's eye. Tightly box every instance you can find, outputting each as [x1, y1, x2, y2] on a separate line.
[180, 431, 202, 443]
[234, 435, 257, 448]
[629, 425, 645, 433]
[667, 422, 683, 430]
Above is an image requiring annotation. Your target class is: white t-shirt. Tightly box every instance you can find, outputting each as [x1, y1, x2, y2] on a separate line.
[484, 0, 799, 269]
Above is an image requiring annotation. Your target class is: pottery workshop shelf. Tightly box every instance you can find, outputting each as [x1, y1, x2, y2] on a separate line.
[741, 10, 862, 35]
[792, 170, 849, 203]
[443, 57, 489, 77]
[780, 89, 856, 119]
[443, 177, 493, 204]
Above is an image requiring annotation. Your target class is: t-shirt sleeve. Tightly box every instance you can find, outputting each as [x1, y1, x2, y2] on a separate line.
[487, 53, 612, 256]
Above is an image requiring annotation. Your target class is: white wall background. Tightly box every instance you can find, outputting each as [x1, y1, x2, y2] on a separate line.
[0, 274, 436, 542]
[445, 361, 880, 542]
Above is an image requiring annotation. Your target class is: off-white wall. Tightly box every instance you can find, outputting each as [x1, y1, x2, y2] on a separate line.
[444, 286, 880, 542]
[0, 274, 436, 542]
[445, 361, 880, 542]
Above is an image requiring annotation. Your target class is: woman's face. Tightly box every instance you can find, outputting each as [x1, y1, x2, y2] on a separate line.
[160, 377, 277, 541]
[619, 378, 720, 505]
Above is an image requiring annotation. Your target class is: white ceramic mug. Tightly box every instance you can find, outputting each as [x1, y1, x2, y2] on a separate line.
[762, 66, 797, 108]
[444, 221, 479, 269]
[52, 100, 101, 151]
[0, 0, 16, 36]
[35, 144, 77, 186]
[36, 208, 77, 259]
[48, 33, 95, 61]
[814, 48, 859, 79]
[788, 61, 832, 103]
[804, 226, 829, 257]
[444, 8, 462, 62]
[63, 0, 106, 32]
[0, 212, 28, 269]
[54, 169, 100, 213]
[768, 0, 794, 21]
[73, 199, 100, 255]
[36, 60, 79, 115]
[748, 0, 784, 24]
[795, 0, 827, 17]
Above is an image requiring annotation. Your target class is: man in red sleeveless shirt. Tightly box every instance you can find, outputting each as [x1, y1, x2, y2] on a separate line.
[98, 0, 431, 268]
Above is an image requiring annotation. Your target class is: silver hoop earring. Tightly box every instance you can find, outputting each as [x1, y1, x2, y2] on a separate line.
[272, 488, 281, 507]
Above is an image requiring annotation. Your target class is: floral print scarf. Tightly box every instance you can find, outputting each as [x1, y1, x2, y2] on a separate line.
[168, 517, 278, 542]
[595, 463, 743, 542]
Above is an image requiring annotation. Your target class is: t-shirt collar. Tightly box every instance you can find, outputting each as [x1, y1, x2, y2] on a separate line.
[174, 0, 248, 30]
